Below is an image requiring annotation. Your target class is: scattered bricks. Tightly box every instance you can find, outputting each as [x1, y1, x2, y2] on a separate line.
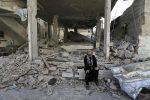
[117, 50, 125, 58]
[61, 52, 70, 58]
[124, 50, 133, 59]
[49, 67, 57, 71]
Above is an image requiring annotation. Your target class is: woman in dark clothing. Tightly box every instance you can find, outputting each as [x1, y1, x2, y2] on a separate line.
[84, 49, 99, 89]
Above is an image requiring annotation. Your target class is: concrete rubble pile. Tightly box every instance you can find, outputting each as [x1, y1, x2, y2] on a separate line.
[0, 54, 46, 90]
[110, 40, 150, 99]
[0, 46, 123, 98]
[110, 40, 135, 59]
[0, 40, 149, 99]
[111, 61, 150, 99]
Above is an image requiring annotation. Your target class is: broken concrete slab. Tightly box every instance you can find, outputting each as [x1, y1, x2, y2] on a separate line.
[49, 67, 57, 71]
[124, 50, 133, 59]
[109, 83, 118, 90]
[42, 69, 49, 75]
[111, 61, 150, 99]
[78, 69, 85, 80]
[117, 42, 130, 50]
[39, 49, 52, 55]
[61, 52, 70, 58]
[123, 59, 132, 64]
[117, 50, 125, 58]
[62, 72, 73, 78]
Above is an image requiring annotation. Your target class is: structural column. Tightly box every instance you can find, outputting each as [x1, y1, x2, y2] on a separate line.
[53, 15, 59, 44]
[50, 25, 53, 40]
[27, 0, 38, 60]
[96, 17, 102, 49]
[64, 26, 68, 42]
[104, 0, 111, 59]
[48, 22, 51, 40]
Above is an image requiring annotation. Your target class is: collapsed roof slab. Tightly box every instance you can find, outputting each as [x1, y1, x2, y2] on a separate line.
[1, 0, 117, 28]
[37, 0, 117, 28]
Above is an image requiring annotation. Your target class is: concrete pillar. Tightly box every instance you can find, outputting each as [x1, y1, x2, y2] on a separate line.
[27, 0, 38, 60]
[50, 25, 53, 40]
[138, 0, 150, 58]
[91, 28, 96, 49]
[53, 15, 59, 43]
[48, 22, 51, 40]
[96, 17, 101, 49]
[64, 27, 68, 42]
[104, 0, 111, 59]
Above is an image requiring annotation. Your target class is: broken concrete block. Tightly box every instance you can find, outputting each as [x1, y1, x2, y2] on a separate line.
[113, 59, 121, 65]
[38, 75, 44, 82]
[75, 74, 79, 78]
[9, 82, 17, 90]
[17, 77, 25, 83]
[118, 42, 130, 50]
[66, 62, 74, 66]
[61, 52, 69, 58]
[66, 69, 73, 73]
[78, 69, 85, 79]
[110, 83, 117, 90]
[125, 50, 133, 59]
[42, 69, 49, 75]
[118, 50, 125, 58]
[107, 79, 111, 83]
[123, 59, 132, 64]
[128, 45, 134, 52]
[49, 67, 57, 71]
[62, 72, 73, 78]
[39, 49, 52, 55]
[27, 76, 36, 86]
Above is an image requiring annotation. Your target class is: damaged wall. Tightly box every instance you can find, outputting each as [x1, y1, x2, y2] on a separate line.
[0, 18, 27, 47]
[138, 0, 150, 58]
[0, 26, 25, 48]
[111, 0, 144, 44]
[112, 0, 150, 58]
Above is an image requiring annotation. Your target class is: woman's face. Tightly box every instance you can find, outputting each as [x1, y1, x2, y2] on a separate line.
[87, 49, 93, 56]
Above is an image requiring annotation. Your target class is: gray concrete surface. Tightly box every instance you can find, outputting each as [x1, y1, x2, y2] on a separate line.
[0, 86, 131, 100]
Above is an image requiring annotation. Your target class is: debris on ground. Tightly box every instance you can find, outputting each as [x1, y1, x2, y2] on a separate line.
[0, 40, 149, 99]
[111, 61, 150, 99]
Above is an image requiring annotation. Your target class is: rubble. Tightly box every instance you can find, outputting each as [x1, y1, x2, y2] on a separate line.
[62, 72, 73, 78]
[124, 50, 133, 59]
[111, 61, 150, 99]
[0, 39, 148, 99]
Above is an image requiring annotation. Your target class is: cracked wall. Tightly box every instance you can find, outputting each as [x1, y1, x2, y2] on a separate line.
[112, 0, 150, 58]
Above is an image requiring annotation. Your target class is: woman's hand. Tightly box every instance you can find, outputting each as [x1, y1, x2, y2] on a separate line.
[86, 70, 89, 73]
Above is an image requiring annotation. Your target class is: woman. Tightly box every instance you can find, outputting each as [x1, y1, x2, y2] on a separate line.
[84, 49, 99, 90]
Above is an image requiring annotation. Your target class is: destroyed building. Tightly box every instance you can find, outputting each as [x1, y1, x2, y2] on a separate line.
[0, 0, 150, 100]
[112, 0, 150, 59]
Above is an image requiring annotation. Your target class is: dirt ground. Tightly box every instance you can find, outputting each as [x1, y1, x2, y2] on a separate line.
[0, 86, 131, 100]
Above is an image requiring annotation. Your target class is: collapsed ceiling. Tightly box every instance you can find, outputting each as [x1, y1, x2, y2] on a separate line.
[37, 0, 117, 28]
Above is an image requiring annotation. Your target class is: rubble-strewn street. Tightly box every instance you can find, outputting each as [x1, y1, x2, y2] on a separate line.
[0, 35, 150, 100]
[0, 41, 147, 100]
